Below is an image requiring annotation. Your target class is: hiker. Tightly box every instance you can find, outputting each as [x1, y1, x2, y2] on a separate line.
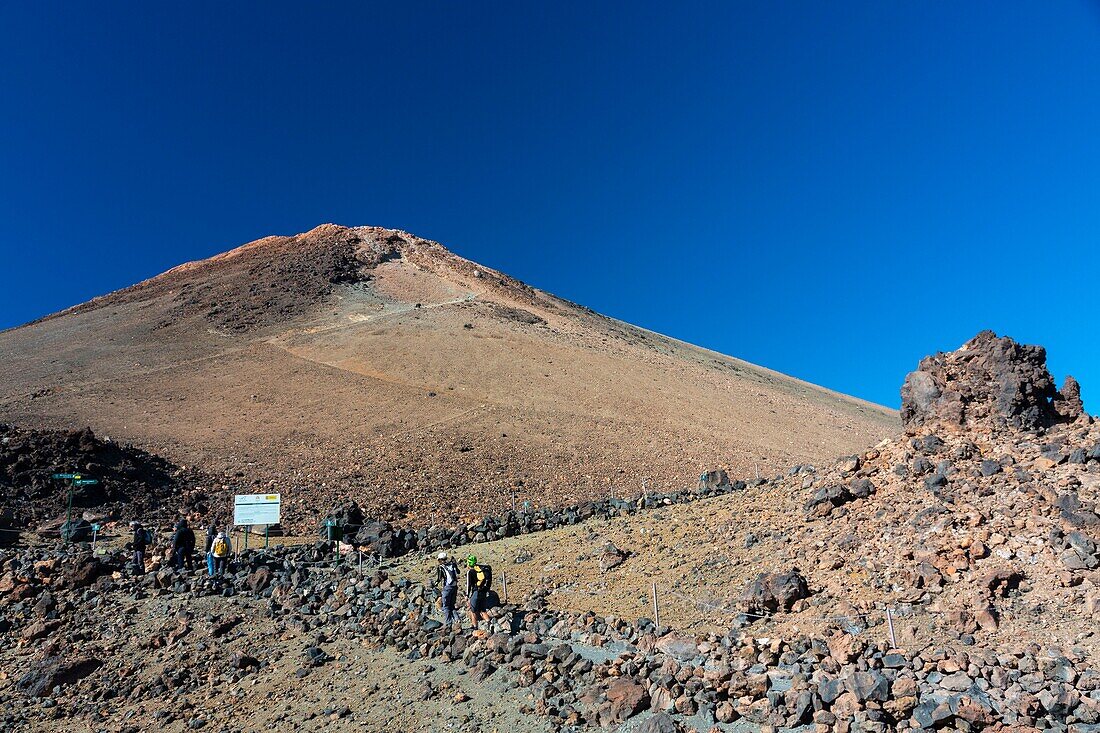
[210, 531, 231, 576]
[204, 522, 217, 575]
[171, 519, 196, 570]
[465, 554, 492, 628]
[130, 521, 149, 575]
[435, 552, 460, 626]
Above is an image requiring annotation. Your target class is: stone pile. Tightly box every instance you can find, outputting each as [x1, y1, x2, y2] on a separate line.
[328, 480, 749, 561]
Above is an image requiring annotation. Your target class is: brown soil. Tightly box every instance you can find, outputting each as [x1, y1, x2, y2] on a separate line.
[0, 225, 896, 530]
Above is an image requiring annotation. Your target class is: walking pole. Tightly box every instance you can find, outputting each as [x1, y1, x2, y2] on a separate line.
[502, 572, 508, 604]
[91, 524, 99, 554]
[886, 607, 897, 648]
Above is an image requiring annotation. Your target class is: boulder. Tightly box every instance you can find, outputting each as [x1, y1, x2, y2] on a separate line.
[62, 557, 110, 589]
[740, 569, 810, 614]
[604, 677, 649, 721]
[16, 656, 102, 697]
[654, 633, 698, 661]
[248, 567, 273, 594]
[698, 469, 730, 490]
[599, 542, 628, 572]
[636, 712, 682, 733]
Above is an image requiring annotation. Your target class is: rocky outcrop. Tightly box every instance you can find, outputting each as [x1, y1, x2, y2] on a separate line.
[900, 331, 1086, 432]
[0, 423, 202, 527]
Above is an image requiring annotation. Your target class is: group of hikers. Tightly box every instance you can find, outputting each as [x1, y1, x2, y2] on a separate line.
[125, 517, 497, 628]
[434, 552, 495, 629]
[127, 518, 232, 576]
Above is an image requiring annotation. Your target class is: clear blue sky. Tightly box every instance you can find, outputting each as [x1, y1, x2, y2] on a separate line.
[1, 3, 1097, 411]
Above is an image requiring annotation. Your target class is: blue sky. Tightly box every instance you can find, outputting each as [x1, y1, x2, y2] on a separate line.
[1, 3, 1097, 411]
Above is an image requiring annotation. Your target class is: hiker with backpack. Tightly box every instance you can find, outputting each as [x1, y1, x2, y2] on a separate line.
[204, 522, 217, 575]
[435, 552, 460, 626]
[465, 554, 492, 628]
[210, 531, 231, 576]
[130, 521, 151, 575]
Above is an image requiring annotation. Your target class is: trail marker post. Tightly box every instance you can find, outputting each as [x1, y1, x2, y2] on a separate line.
[652, 583, 661, 629]
[52, 473, 98, 543]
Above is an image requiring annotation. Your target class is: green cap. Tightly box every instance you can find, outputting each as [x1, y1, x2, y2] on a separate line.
[466, 555, 477, 567]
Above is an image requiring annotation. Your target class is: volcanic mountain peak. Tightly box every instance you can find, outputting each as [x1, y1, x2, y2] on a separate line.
[0, 224, 897, 527]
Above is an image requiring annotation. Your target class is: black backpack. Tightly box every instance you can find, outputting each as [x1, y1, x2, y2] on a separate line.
[473, 564, 492, 591]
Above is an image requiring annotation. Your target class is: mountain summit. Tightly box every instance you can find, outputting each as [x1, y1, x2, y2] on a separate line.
[0, 225, 896, 526]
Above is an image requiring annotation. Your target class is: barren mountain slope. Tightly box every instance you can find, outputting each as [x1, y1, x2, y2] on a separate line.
[0, 225, 896, 527]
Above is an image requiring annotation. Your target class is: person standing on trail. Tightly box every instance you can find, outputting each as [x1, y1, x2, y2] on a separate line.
[465, 555, 492, 629]
[171, 519, 195, 570]
[204, 522, 217, 575]
[131, 521, 149, 575]
[435, 552, 460, 626]
[210, 531, 231, 576]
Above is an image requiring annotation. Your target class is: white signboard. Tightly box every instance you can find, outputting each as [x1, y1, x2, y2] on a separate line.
[234, 494, 281, 526]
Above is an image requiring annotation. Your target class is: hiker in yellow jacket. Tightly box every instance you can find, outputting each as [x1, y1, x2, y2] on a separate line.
[465, 555, 492, 628]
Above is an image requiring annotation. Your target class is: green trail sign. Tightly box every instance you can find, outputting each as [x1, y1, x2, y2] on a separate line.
[52, 472, 100, 543]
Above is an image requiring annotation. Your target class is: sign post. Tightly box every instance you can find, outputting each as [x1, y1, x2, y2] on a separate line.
[233, 494, 281, 555]
[52, 473, 98, 543]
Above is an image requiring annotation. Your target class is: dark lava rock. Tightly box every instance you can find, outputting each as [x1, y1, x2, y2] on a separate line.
[637, 712, 682, 733]
[304, 646, 331, 667]
[979, 459, 1002, 476]
[17, 656, 102, 697]
[741, 569, 810, 614]
[62, 557, 111, 589]
[0, 423, 195, 527]
[900, 331, 1084, 431]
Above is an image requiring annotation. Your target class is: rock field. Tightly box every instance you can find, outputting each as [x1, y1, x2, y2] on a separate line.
[0, 331, 1098, 732]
